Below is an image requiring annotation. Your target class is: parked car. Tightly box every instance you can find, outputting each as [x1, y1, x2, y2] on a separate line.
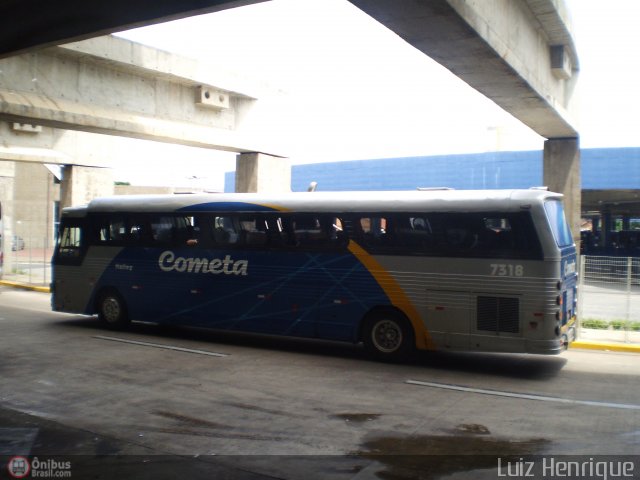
[11, 235, 25, 251]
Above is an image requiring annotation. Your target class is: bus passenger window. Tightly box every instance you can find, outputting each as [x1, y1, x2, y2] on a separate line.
[330, 217, 347, 247]
[239, 215, 269, 246]
[150, 217, 175, 245]
[128, 216, 152, 245]
[481, 217, 514, 252]
[212, 216, 239, 246]
[356, 216, 388, 248]
[59, 226, 82, 257]
[96, 217, 126, 244]
[395, 215, 433, 250]
[292, 215, 326, 247]
[443, 217, 479, 253]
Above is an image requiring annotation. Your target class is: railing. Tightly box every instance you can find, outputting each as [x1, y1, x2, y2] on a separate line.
[578, 255, 640, 344]
[1, 239, 53, 287]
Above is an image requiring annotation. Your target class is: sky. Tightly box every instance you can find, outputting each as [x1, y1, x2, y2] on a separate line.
[111, 0, 640, 190]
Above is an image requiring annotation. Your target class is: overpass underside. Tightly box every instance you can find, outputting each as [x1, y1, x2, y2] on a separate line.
[0, 0, 581, 236]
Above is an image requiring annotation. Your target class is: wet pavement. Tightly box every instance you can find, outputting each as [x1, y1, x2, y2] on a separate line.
[1, 288, 639, 479]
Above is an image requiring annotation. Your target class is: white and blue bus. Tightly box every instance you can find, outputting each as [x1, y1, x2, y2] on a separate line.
[0, 200, 3, 278]
[52, 189, 578, 360]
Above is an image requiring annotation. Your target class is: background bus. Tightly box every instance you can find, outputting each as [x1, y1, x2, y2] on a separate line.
[52, 189, 577, 360]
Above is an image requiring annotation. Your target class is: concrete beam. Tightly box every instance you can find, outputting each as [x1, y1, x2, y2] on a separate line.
[0, 35, 278, 155]
[0, 0, 269, 60]
[0, 121, 120, 167]
[348, 0, 579, 139]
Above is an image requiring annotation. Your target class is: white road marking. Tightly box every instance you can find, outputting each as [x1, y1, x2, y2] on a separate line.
[93, 335, 228, 357]
[406, 379, 640, 410]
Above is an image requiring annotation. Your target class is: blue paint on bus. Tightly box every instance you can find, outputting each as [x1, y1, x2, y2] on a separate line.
[88, 246, 388, 342]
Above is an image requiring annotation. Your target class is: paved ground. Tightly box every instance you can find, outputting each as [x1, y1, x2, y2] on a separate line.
[1, 287, 639, 479]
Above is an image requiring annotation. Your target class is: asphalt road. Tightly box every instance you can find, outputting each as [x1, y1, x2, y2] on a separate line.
[1, 287, 639, 479]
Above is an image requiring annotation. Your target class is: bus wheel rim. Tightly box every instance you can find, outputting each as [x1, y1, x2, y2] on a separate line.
[372, 319, 402, 353]
[103, 297, 121, 323]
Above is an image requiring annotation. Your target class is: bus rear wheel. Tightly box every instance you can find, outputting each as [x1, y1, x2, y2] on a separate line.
[97, 290, 130, 329]
[362, 310, 415, 361]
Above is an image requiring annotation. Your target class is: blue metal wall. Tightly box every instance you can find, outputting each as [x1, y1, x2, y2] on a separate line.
[224, 148, 640, 192]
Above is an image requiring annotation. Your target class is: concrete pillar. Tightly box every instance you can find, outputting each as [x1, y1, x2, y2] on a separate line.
[543, 138, 581, 243]
[235, 153, 291, 193]
[0, 161, 15, 277]
[60, 165, 114, 212]
[13, 163, 58, 249]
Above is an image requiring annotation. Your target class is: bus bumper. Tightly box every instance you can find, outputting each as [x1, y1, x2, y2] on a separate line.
[526, 339, 565, 355]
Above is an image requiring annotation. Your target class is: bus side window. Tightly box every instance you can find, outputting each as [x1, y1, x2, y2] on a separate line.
[212, 216, 240, 246]
[481, 217, 514, 254]
[239, 215, 269, 247]
[291, 214, 326, 247]
[95, 216, 126, 245]
[128, 216, 152, 245]
[330, 217, 348, 247]
[58, 225, 83, 257]
[394, 215, 433, 251]
[150, 216, 175, 245]
[441, 214, 481, 254]
[356, 216, 388, 248]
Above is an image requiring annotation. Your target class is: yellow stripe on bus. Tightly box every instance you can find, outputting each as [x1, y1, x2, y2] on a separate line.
[347, 240, 435, 350]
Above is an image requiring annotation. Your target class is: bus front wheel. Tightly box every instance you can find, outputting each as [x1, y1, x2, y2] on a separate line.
[97, 290, 130, 329]
[362, 309, 414, 361]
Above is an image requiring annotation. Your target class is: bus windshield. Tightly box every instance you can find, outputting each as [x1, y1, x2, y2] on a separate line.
[544, 200, 573, 247]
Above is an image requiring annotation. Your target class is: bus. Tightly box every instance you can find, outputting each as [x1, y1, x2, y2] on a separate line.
[0, 201, 3, 278]
[51, 189, 578, 360]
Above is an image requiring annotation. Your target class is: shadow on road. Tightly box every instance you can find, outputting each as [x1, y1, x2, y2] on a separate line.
[51, 316, 568, 381]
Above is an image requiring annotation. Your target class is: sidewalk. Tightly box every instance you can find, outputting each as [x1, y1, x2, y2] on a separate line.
[572, 327, 640, 354]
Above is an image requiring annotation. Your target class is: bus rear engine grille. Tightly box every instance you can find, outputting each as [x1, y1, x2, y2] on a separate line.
[476, 296, 520, 334]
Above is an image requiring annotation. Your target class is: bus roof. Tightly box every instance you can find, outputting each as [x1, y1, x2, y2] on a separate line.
[64, 189, 563, 216]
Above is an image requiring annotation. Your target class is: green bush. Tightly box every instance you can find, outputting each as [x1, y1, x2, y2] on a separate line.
[581, 319, 640, 331]
[581, 319, 609, 330]
[609, 320, 629, 331]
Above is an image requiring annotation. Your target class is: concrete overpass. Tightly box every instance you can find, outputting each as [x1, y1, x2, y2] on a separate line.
[0, 0, 581, 233]
[0, 34, 291, 207]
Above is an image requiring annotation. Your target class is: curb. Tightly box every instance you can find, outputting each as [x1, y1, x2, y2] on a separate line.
[571, 340, 640, 354]
[0, 280, 50, 294]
